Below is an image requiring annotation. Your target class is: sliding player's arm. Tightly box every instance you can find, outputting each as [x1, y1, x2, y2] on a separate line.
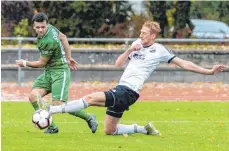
[171, 57, 226, 75]
[115, 43, 141, 67]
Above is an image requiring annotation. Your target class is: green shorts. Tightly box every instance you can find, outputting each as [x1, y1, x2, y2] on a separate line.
[32, 68, 71, 101]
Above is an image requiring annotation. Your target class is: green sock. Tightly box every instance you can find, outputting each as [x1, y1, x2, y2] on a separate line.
[69, 110, 90, 121]
[31, 101, 40, 111]
[49, 121, 57, 129]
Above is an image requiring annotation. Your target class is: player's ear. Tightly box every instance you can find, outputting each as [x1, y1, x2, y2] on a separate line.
[151, 33, 156, 39]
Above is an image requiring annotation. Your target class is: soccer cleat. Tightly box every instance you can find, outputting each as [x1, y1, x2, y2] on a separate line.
[44, 126, 59, 134]
[87, 114, 98, 133]
[36, 93, 49, 111]
[144, 122, 160, 136]
[36, 93, 46, 109]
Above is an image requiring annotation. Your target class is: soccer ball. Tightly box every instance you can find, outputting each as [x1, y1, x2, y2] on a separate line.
[32, 109, 52, 130]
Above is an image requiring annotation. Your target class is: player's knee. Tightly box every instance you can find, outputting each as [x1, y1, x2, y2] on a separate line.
[104, 127, 116, 135]
[28, 92, 37, 102]
[104, 124, 117, 135]
[83, 95, 94, 105]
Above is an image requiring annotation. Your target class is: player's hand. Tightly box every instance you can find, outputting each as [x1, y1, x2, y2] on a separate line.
[130, 44, 142, 52]
[67, 58, 78, 70]
[210, 65, 226, 74]
[16, 59, 26, 67]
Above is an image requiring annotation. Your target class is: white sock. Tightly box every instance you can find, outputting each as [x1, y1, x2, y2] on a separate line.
[49, 98, 88, 114]
[135, 125, 147, 134]
[113, 124, 136, 135]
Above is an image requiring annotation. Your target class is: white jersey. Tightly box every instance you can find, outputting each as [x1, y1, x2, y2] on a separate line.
[118, 39, 175, 93]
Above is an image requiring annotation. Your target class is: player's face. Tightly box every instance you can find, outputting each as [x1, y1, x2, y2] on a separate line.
[139, 26, 156, 46]
[33, 21, 48, 37]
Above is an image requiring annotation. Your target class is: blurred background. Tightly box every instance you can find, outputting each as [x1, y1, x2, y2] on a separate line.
[2, 1, 229, 38]
[1, 1, 229, 101]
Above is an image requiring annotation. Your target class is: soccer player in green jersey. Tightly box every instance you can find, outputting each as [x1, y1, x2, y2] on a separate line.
[16, 12, 98, 134]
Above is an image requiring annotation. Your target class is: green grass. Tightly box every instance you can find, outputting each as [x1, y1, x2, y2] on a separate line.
[2, 102, 229, 151]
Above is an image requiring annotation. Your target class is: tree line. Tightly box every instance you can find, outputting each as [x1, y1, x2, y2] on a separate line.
[1, 1, 229, 38]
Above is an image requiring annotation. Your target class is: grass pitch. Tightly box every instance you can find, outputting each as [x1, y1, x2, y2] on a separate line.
[2, 101, 229, 151]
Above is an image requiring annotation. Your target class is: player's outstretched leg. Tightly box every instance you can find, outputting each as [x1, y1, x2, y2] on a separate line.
[111, 123, 160, 136]
[38, 97, 98, 133]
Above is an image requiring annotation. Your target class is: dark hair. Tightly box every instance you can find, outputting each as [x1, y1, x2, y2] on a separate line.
[32, 12, 48, 23]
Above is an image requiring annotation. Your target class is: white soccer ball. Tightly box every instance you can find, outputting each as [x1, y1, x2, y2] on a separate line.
[32, 109, 52, 130]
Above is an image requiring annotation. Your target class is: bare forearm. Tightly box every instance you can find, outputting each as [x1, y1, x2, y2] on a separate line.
[59, 34, 71, 59]
[62, 39, 71, 59]
[182, 61, 212, 75]
[26, 61, 46, 68]
[115, 49, 133, 67]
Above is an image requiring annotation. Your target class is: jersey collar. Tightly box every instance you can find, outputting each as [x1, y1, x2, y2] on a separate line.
[143, 44, 153, 48]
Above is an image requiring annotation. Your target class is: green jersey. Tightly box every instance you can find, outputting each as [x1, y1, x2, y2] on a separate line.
[36, 24, 68, 69]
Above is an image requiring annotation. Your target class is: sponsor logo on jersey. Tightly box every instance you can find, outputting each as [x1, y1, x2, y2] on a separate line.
[52, 29, 59, 42]
[149, 48, 156, 53]
[133, 53, 145, 60]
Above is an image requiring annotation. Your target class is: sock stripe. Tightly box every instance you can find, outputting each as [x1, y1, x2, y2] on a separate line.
[62, 103, 66, 113]
[133, 124, 137, 133]
[113, 127, 118, 135]
[81, 98, 88, 108]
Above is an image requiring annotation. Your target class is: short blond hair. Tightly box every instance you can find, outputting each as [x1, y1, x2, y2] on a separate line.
[143, 21, 161, 34]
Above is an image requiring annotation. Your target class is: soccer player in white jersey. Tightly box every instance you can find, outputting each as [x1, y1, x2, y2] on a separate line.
[39, 20, 226, 136]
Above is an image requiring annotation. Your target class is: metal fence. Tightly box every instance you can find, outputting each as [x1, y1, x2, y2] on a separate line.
[2, 37, 229, 86]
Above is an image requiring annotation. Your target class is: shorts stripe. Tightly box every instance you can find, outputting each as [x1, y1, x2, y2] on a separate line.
[108, 90, 116, 107]
[106, 109, 124, 114]
[60, 71, 66, 100]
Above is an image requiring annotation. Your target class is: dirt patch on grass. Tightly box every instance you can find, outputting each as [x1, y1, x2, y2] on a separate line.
[1, 82, 229, 102]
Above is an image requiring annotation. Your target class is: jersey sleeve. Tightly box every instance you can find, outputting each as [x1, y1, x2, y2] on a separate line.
[159, 44, 176, 63]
